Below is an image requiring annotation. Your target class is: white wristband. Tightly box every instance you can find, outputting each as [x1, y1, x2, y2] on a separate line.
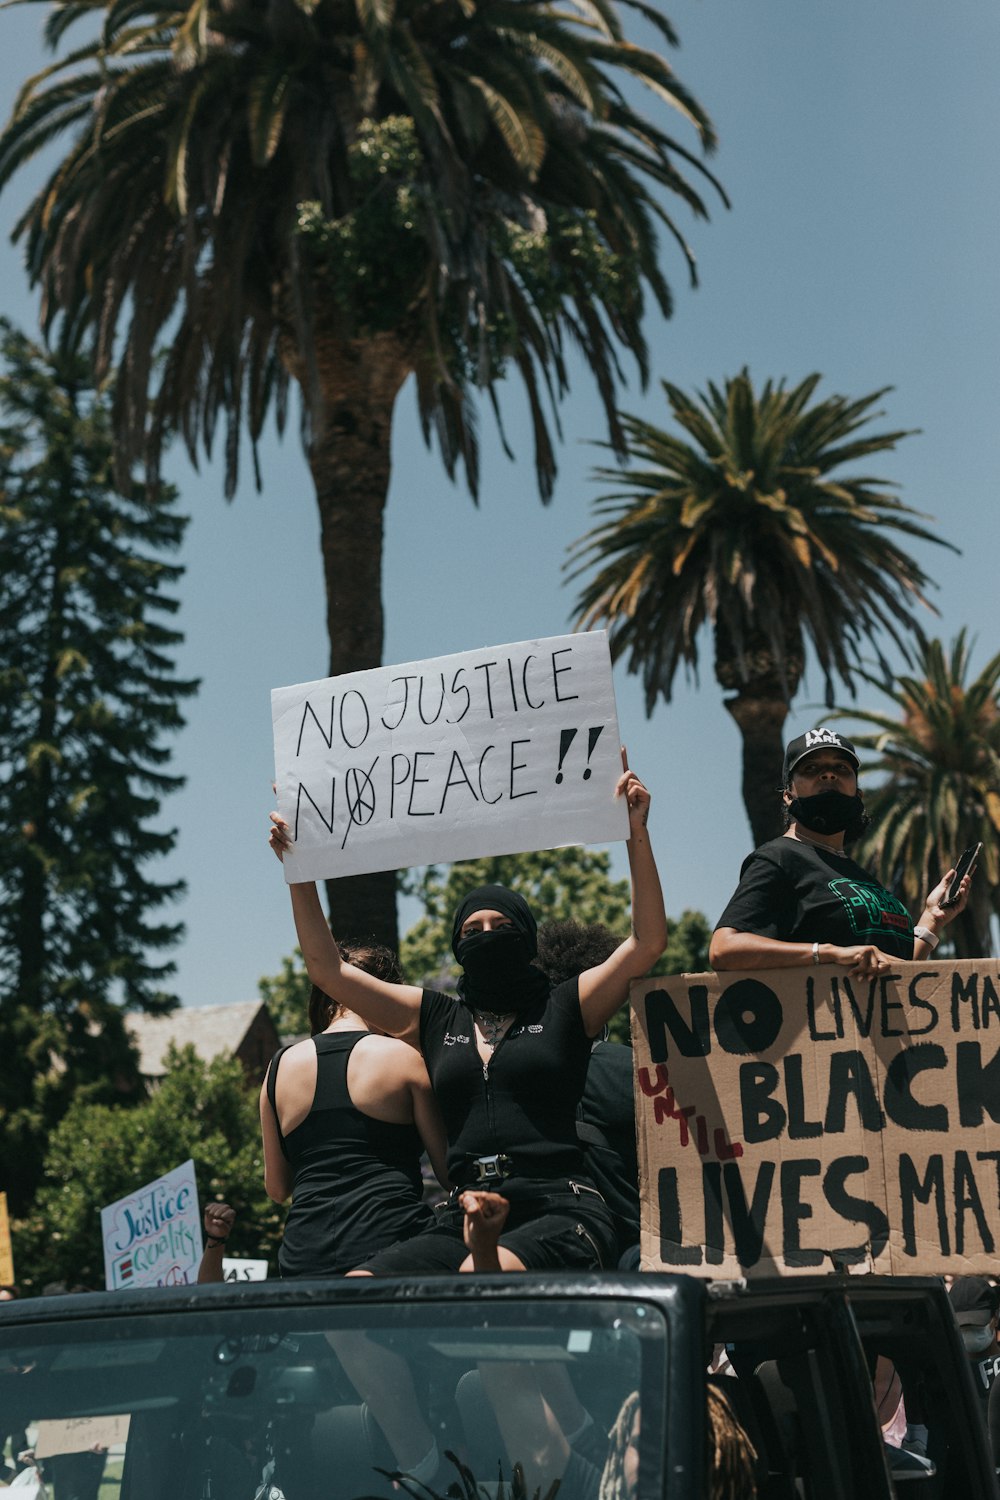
[913, 925, 939, 950]
[812, 941, 821, 965]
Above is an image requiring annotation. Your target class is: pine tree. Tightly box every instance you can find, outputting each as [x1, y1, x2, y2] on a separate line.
[0, 322, 198, 1211]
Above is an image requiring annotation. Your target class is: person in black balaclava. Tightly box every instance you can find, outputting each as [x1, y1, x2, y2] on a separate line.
[710, 726, 972, 980]
[269, 757, 666, 1279]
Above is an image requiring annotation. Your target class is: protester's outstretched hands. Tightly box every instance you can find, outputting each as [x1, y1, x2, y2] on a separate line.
[269, 811, 292, 863]
[616, 747, 650, 835]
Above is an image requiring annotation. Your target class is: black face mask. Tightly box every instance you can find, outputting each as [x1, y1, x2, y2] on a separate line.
[962, 1324, 996, 1356]
[788, 789, 866, 837]
[455, 929, 549, 1012]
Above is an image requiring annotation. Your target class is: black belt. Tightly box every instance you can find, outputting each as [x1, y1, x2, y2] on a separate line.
[454, 1153, 516, 1187]
[452, 1155, 600, 1192]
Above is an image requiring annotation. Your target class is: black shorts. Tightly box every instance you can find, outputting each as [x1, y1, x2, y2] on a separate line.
[355, 1178, 617, 1276]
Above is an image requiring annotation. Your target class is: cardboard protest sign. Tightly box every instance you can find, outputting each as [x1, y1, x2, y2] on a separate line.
[101, 1160, 202, 1291]
[632, 960, 1000, 1277]
[34, 1415, 130, 1458]
[272, 632, 629, 882]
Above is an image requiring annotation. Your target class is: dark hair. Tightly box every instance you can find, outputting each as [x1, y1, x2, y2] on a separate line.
[308, 942, 404, 1035]
[536, 919, 622, 988]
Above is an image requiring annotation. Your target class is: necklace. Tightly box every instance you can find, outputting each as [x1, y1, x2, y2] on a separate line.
[476, 1010, 515, 1048]
[789, 830, 853, 860]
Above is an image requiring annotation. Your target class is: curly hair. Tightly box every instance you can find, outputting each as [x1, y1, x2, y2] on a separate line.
[599, 1389, 640, 1500]
[307, 942, 404, 1035]
[705, 1383, 758, 1500]
[535, 919, 622, 988]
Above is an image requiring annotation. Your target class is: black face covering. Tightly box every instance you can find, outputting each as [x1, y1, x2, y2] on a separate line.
[788, 789, 868, 838]
[451, 885, 549, 1012]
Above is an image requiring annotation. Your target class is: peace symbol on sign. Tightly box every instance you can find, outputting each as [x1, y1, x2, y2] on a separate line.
[341, 758, 379, 849]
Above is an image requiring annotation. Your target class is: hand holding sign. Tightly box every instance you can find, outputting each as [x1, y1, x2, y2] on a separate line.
[270, 811, 290, 862]
[832, 944, 897, 981]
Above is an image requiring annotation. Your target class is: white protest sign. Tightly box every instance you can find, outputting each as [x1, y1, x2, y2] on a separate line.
[101, 1160, 202, 1291]
[272, 632, 629, 882]
[222, 1257, 269, 1282]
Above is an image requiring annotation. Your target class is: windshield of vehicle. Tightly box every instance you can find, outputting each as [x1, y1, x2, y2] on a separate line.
[0, 1292, 667, 1500]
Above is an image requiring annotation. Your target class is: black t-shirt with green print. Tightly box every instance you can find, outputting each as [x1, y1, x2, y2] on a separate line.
[716, 837, 915, 958]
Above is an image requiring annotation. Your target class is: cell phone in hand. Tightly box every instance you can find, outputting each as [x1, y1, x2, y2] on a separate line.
[941, 842, 982, 908]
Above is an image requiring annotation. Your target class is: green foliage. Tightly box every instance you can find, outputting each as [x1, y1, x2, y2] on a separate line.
[11, 1045, 283, 1293]
[568, 370, 952, 842]
[297, 117, 427, 332]
[0, 0, 725, 501]
[655, 909, 712, 979]
[257, 947, 312, 1040]
[836, 631, 1000, 957]
[300, 125, 637, 373]
[570, 370, 949, 712]
[0, 322, 198, 1211]
[400, 848, 632, 985]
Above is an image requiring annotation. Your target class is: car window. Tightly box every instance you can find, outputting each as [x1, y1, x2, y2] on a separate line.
[0, 1293, 667, 1500]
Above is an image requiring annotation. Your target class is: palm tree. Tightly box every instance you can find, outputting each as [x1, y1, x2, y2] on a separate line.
[0, 0, 725, 947]
[568, 370, 951, 845]
[837, 633, 1000, 958]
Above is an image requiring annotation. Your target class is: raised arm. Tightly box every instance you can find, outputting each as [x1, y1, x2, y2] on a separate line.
[270, 814, 423, 1042]
[197, 1202, 236, 1284]
[578, 758, 668, 1037]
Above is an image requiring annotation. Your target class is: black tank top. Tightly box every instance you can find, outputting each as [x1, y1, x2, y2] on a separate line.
[268, 1031, 431, 1277]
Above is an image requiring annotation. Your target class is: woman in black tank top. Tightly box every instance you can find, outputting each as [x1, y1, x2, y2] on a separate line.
[260, 944, 448, 1277]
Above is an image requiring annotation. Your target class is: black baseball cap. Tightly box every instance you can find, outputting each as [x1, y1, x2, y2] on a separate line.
[949, 1276, 1000, 1326]
[782, 727, 860, 784]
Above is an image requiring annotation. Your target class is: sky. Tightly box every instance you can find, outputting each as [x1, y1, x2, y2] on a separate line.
[0, 1, 997, 1008]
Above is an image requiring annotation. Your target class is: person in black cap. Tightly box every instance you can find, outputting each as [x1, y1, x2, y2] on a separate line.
[268, 754, 666, 1276]
[710, 725, 972, 978]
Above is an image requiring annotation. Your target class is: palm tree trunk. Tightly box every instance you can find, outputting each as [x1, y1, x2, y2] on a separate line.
[714, 618, 801, 848]
[303, 330, 412, 949]
[722, 692, 789, 847]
